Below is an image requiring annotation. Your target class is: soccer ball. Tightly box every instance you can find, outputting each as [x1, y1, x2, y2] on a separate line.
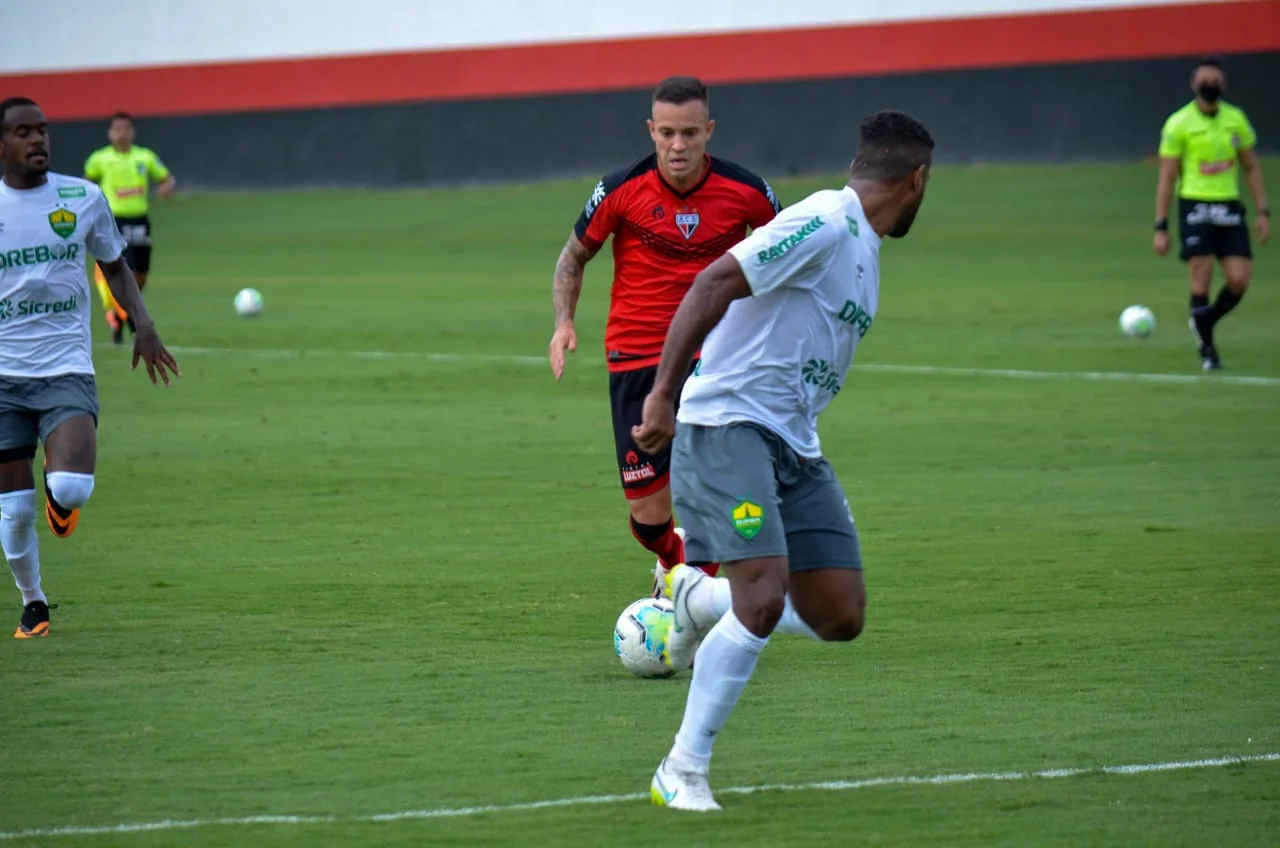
[1119, 305, 1155, 337]
[234, 287, 264, 318]
[614, 597, 676, 679]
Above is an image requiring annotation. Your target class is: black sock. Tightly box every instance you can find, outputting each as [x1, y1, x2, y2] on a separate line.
[1209, 287, 1243, 325]
[1190, 293, 1210, 311]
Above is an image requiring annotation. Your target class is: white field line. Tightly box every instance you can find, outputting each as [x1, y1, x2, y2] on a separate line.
[1, 752, 1275, 840]
[94, 344, 1280, 387]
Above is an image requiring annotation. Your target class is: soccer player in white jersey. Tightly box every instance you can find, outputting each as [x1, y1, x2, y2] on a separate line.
[0, 97, 180, 638]
[631, 110, 935, 811]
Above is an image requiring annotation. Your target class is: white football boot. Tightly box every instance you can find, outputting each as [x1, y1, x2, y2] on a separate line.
[650, 756, 721, 812]
[649, 527, 686, 599]
[662, 563, 716, 670]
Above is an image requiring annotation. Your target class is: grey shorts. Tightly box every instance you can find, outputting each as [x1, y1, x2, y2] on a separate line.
[670, 422, 862, 572]
[0, 373, 99, 460]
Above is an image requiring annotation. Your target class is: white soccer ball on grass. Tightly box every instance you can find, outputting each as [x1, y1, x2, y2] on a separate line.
[614, 596, 677, 679]
[1119, 304, 1155, 337]
[234, 287, 264, 318]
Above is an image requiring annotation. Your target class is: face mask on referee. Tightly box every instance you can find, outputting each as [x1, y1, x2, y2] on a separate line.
[1197, 84, 1223, 103]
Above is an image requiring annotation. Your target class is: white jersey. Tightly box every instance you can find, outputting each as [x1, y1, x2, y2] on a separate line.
[677, 186, 881, 458]
[0, 173, 125, 378]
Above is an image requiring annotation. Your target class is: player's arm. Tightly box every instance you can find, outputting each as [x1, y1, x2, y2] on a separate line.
[1154, 117, 1183, 254]
[148, 151, 176, 197]
[1236, 116, 1269, 243]
[552, 233, 597, 329]
[83, 152, 102, 185]
[649, 255, 750, 400]
[549, 175, 618, 379]
[87, 189, 180, 383]
[1239, 148, 1270, 244]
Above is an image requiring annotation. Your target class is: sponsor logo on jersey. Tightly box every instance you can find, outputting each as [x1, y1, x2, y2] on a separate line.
[846, 216, 859, 237]
[756, 215, 825, 264]
[837, 299, 873, 339]
[0, 243, 82, 269]
[1199, 159, 1235, 176]
[0, 294, 79, 321]
[675, 207, 700, 240]
[57, 186, 87, 199]
[801, 357, 842, 396]
[48, 208, 77, 239]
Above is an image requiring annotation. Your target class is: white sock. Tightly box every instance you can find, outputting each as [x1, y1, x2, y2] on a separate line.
[693, 576, 820, 640]
[0, 490, 44, 605]
[45, 471, 94, 510]
[672, 611, 768, 771]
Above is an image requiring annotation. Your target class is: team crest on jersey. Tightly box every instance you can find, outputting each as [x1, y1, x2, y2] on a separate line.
[48, 208, 77, 239]
[675, 207, 700, 240]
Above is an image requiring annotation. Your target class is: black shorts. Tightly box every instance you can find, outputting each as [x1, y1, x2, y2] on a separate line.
[1178, 199, 1252, 262]
[115, 215, 152, 273]
[608, 362, 696, 500]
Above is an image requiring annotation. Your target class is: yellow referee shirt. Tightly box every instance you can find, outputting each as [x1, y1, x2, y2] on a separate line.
[1158, 101, 1257, 202]
[83, 145, 170, 218]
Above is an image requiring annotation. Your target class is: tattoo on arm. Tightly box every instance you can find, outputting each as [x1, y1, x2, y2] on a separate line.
[553, 235, 595, 327]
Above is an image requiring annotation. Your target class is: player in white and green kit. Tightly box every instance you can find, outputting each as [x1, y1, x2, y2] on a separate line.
[0, 97, 180, 638]
[631, 110, 935, 811]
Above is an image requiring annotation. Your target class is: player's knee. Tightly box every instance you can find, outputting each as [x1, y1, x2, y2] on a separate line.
[627, 494, 671, 526]
[46, 471, 95, 510]
[1225, 274, 1250, 293]
[0, 492, 37, 528]
[814, 607, 864, 642]
[734, 580, 787, 636]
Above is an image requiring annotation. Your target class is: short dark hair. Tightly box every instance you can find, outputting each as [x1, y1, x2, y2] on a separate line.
[110, 111, 133, 125]
[0, 96, 38, 131]
[1196, 55, 1225, 72]
[653, 76, 708, 108]
[850, 110, 935, 181]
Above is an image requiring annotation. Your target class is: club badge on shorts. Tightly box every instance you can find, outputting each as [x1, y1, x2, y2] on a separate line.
[731, 500, 764, 540]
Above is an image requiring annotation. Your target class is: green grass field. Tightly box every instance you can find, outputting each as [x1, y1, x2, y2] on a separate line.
[1, 159, 1278, 846]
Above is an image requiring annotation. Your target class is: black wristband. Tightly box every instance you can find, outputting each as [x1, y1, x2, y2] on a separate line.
[1259, 208, 1271, 218]
[1155, 219, 1169, 232]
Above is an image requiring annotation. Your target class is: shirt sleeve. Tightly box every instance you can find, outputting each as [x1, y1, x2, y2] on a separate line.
[85, 187, 127, 262]
[572, 176, 621, 251]
[1158, 114, 1184, 158]
[748, 177, 782, 229]
[727, 206, 839, 297]
[145, 149, 171, 182]
[83, 151, 103, 181]
[1236, 111, 1258, 151]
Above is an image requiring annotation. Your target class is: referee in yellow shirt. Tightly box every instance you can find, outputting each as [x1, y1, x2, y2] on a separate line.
[1154, 57, 1269, 371]
[84, 111, 176, 345]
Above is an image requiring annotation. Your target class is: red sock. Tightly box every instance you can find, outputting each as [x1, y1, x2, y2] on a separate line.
[630, 517, 685, 570]
[698, 562, 721, 577]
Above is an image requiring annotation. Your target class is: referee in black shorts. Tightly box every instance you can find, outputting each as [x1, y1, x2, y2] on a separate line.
[1153, 57, 1269, 371]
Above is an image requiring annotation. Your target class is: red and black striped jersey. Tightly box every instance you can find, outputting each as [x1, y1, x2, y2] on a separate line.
[574, 154, 780, 372]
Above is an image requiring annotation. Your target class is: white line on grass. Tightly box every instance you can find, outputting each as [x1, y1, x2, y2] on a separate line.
[94, 344, 1280, 387]
[2, 752, 1275, 840]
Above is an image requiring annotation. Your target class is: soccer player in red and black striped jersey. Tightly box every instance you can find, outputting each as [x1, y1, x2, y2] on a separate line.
[548, 76, 781, 595]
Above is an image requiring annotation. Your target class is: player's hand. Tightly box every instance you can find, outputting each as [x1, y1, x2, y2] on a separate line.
[632, 391, 676, 455]
[157, 179, 175, 198]
[1255, 214, 1270, 245]
[131, 323, 182, 386]
[548, 321, 577, 380]
[1153, 231, 1170, 256]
